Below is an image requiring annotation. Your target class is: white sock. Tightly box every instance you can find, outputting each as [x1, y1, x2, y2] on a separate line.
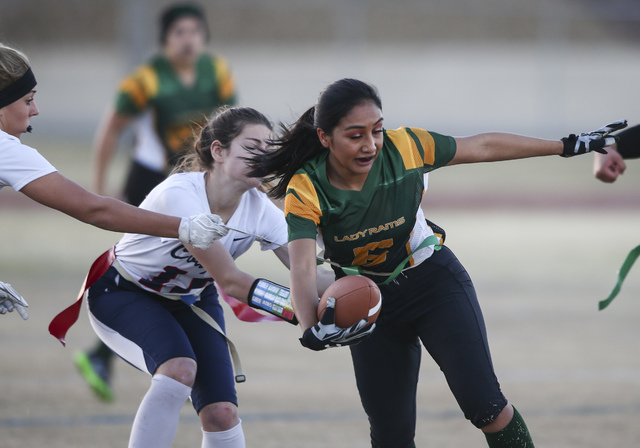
[201, 419, 245, 448]
[129, 374, 192, 448]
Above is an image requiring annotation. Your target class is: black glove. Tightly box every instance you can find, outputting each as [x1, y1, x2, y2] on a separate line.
[560, 119, 627, 158]
[299, 297, 375, 351]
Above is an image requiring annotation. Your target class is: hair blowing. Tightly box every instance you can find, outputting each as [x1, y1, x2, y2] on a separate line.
[172, 106, 272, 174]
[248, 78, 382, 199]
[0, 44, 30, 91]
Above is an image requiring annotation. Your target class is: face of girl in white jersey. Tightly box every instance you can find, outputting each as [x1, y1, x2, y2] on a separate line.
[0, 89, 39, 138]
[210, 123, 272, 191]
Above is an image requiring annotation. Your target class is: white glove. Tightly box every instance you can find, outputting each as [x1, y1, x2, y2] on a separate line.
[0, 281, 29, 320]
[178, 214, 229, 250]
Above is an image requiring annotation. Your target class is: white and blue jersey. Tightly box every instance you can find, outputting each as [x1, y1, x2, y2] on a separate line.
[115, 171, 287, 298]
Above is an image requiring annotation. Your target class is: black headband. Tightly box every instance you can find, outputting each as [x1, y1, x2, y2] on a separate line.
[0, 68, 37, 109]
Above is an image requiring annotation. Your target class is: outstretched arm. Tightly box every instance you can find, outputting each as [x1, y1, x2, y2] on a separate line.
[21, 172, 181, 236]
[449, 120, 625, 166]
[449, 133, 563, 165]
[20, 172, 227, 248]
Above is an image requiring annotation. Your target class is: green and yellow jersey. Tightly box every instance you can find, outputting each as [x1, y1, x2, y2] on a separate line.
[285, 127, 456, 274]
[115, 53, 236, 164]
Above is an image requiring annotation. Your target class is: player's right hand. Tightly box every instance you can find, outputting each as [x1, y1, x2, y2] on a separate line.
[178, 213, 229, 249]
[299, 297, 375, 351]
[0, 281, 29, 320]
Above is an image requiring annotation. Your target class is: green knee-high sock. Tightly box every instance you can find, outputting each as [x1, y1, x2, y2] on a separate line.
[484, 407, 534, 448]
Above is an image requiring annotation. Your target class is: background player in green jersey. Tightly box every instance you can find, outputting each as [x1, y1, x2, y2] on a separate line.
[77, 2, 237, 401]
[249, 78, 622, 448]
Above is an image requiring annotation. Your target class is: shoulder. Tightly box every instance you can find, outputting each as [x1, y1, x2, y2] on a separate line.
[119, 58, 160, 95]
[0, 131, 49, 165]
[384, 127, 455, 169]
[160, 171, 204, 191]
[203, 53, 232, 75]
[147, 172, 204, 201]
[238, 187, 268, 209]
[142, 172, 207, 215]
[0, 132, 57, 190]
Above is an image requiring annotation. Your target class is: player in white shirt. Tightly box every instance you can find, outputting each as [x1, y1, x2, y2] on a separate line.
[80, 107, 332, 448]
[0, 43, 227, 321]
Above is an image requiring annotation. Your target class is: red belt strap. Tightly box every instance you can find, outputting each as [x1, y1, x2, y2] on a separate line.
[48, 247, 116, 346]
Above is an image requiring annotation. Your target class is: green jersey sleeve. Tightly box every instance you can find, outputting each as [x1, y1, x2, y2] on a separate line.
[114, 64, 157, 116]
[284, 172, 323, 241]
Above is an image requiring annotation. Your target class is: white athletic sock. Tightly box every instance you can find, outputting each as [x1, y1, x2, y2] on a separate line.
[129, 374, 192, 448]
[201, 419, 245, 448]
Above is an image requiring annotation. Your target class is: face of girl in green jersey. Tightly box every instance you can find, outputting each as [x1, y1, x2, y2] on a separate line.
[164, 16, 206, 66]
[318, 101, 384, 191]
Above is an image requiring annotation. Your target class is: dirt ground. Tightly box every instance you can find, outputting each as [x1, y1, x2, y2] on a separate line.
[1, 140, 639, 447]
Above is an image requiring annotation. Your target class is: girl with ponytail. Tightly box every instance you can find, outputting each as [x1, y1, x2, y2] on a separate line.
[249, 77, 622, 448]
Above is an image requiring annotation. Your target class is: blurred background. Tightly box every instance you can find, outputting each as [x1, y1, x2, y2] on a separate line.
[1, 0, 638, 203]
[2, 0, 640, 139]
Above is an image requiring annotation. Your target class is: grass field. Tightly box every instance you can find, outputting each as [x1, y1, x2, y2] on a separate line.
[1, 139, 639, 447]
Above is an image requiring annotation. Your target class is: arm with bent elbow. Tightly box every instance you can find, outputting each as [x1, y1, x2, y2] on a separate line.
[93, 109, 132, 195]
[187, 241, 257, 303]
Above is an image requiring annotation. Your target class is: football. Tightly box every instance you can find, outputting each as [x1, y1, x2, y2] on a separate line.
[317, 275, 382, 328]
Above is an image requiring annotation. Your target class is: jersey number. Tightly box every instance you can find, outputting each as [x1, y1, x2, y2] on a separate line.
[352, 239, 393, 267]
[139, 266, 210, 294]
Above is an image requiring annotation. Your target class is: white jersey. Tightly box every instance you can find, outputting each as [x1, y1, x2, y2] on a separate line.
[131, 111, 167, 172]
[0, 130, 57, 191]
[115, 171, 287, 298]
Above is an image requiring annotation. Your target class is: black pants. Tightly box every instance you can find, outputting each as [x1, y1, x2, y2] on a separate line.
[123, 160, 167, 206]
[349, 246, 507, 448]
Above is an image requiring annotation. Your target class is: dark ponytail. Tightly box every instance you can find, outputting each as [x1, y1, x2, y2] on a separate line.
[249, 78, 382, 199]
[248, 106, 324, 198]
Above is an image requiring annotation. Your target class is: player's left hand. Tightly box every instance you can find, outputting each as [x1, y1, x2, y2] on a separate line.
[299, 297, 375, 351]
[560, 119, 628, 158]
[0, 281, 29, 320]
[179, 213, 229, 249]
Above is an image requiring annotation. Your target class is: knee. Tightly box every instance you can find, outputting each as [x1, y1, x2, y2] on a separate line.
[199, 401, 239, 432]
[480, 403, 514, 433]
[156, 357, 197, 388]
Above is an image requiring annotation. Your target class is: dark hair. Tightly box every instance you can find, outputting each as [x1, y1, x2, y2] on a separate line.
[172, 106, 272, 174]
[159, 2, 209, 44]
[249, 78, 382, 198]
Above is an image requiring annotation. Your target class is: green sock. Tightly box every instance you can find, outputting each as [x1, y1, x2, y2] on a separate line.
[484, 407, 534, 448]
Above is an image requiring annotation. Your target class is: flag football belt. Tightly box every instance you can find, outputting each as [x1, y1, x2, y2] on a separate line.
[111, 258, 246, 383]
[338, 234, 442, 286]
[49, 247, 247, 383]
[599, 244, 640, 311]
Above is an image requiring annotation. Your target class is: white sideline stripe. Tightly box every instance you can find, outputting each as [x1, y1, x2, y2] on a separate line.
[4, 403, 640, 428]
